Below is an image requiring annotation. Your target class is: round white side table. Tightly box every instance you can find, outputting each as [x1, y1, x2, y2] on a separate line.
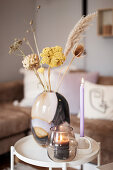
[11, 135, 101, 170]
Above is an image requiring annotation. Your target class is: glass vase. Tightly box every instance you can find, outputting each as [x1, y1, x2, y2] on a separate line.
[31, 91, 70, 146]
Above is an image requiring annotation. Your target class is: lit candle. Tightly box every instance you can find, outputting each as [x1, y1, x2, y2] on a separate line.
[80, 78, 84, 137]
[54, 132, 69, 160]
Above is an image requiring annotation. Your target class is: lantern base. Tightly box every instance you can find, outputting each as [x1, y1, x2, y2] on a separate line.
[77, 136, 92, 155]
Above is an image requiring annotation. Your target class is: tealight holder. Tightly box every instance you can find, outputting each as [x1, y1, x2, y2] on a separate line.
[77, 136, 92, 155]
[47, 124, 78, 162]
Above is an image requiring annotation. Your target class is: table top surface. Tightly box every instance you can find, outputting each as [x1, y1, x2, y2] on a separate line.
[14, 134, 100, 168]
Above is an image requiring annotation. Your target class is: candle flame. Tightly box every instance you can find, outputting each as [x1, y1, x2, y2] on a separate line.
[60, 134, 63, 141]
[55, 133, 69, 144]
[81, 78, 84, 84]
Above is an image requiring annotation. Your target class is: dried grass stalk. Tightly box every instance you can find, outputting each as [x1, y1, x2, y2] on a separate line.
[30, 24, 40, 57]
[56, 45, 84, 92]
[43, 73, 49, 91]
[33, 68, 45, 91]
[64, 12, 97, 57]
[48, 66, 51, 91]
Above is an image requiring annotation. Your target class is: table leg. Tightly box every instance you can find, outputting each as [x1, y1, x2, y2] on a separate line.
[62, 163, 67, 170]
[81, 164, 83, 170]
[97, 142, 101, 166]
[11, 146, 14, 170]
[49, 167, 52, 170]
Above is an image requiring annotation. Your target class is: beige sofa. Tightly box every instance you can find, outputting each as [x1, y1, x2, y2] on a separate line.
[0, 75, 113, 164]
[0, 81, 30, 155]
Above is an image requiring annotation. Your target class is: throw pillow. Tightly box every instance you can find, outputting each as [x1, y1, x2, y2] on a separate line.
[18, 68, 55, 107]
[84, 81, 113, 120]
[16, 66, 77, 107]
[51, 71, 99, 114]
[19, 68, 44, 107]
[18, 68, 98, 114]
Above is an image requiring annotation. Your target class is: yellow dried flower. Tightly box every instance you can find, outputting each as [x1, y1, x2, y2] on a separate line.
[42, 47, 51, 55]
[38, 67, 44, 74]
[40, 46, 66, 68]
[22, 54, 39, 70]
[52, 46, 62, 52]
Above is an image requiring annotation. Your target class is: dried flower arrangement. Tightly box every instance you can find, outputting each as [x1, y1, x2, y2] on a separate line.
[9, 7, 97, 92]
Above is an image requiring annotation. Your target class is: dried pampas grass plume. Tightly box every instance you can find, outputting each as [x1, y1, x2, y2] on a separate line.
[64, 12, 97, 57]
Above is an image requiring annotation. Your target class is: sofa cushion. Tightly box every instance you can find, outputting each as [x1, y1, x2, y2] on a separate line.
[52, 71, 99, 114]
[0, 80, 23, 103]
[19, 69, 99, 114]
[84, 81, 113, 120]
[0, 103, 31, 139]
[98, 76, 113, 85]
[70, 114, 113, 164]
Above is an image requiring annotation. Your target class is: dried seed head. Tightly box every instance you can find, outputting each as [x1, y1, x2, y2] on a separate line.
[22, 54, 39, 70]
[29, 20, 33, 25]
[73, 44, 84, 57]
[83, 49, 87, 55]
[26, 30, 29, 33]
[23, 37, 26, 41]
[9, 39, 22, 54]
[37, 5, 40, 9]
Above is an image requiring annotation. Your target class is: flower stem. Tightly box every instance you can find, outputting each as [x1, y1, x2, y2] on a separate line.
[26, 40, 34, 53]
[56, 51, 82, 92]
[30, 25, 40, 57]
[48, 66, 51, 91]
[33, 68, 45, 91]
[55, 66, 63, 91]
[18, 48, 26, 58]
[43, 73, 49, 91]
[13, 53, 25, 57]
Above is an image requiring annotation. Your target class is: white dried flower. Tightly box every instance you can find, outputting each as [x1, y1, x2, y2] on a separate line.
[22, 54, 39, 70]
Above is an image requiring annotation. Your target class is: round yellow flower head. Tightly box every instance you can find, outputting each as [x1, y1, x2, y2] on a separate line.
[42, 47, 51, 55]
[38, 67, 44, 74]
[52, 46, 62, 52]
[40, 46, 65, 68]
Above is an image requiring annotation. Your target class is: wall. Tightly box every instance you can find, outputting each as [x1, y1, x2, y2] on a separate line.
[0, 0, 36, 82]
[86, 0, 113, 76]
